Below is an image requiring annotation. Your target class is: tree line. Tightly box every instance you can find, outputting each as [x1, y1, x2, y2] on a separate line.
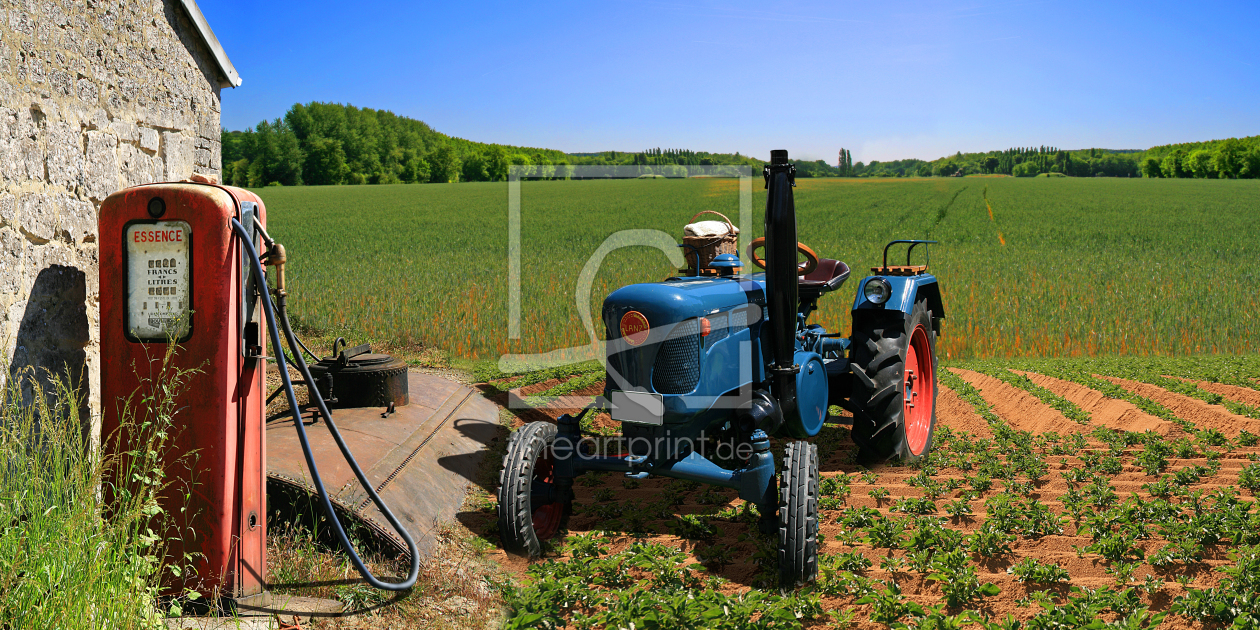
[852, 138, 1260, 179]
[221, 103, 772, 187]
[1138, 137, 1260, 179]
[221, 102, 572, 186]
[222, 102, 1260, 186]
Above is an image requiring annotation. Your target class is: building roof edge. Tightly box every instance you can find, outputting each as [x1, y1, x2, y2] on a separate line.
[179, 0, 241, 89]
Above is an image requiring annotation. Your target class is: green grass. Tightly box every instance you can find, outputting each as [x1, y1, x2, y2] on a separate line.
[256, 177, 1260, 362]
[0, 354, 199, 628]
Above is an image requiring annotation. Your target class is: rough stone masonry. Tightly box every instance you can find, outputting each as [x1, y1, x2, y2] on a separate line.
[0, 0, 232, 443]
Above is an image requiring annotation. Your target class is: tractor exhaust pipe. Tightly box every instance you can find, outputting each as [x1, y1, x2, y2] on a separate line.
[764, 150, 800, 422]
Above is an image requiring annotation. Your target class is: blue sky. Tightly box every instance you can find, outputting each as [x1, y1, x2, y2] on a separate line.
[202, 0, 1258, 164]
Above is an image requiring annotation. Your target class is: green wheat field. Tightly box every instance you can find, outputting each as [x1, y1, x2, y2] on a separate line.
[255, 177, 1260, 362]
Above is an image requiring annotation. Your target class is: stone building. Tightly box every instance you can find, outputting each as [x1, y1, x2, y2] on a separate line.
[0, 0, 238, 439]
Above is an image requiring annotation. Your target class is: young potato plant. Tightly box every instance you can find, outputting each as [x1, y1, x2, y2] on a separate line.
[867, 515, 906, 550]
[1237, 462, 1260, 495]
[984, 493, 1064, 538]
[892, 497, 937, 515]
[1008, 557, 1070, 584]
[1135, 439, 1172, 475]
[856, 581, 926, 625]
[879, 555, 907, 573]
[869, 486, 891, 505]
[1083, 531, 1146, 564]
[905, 517, 965, 558]
[1082, 449, 1124, 475]
[668, 514, 720, 541]
[819, 474, 851, 503]
[926, 548, 1001, 608]
[1106, 560, 1141, 586]
[1236, 430, 1259, 447]
[825, 550, 872, 573]
[839, 505, 883, 530]
[944, 498, 974, 521]
[967, 525, 1015, 559]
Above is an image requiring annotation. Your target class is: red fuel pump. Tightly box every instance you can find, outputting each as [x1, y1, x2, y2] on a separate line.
[100, 182, 270, 604]
[100, 181, 419, 609]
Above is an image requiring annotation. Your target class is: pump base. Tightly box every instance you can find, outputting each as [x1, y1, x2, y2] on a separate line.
[167, 593, 344, 629]
[226, 591, 274, 609]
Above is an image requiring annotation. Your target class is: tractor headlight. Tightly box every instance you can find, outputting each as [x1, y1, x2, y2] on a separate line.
[864, 278, 892, 305]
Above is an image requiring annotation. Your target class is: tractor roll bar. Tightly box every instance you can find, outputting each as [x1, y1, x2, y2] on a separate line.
[882, 239, 938, 269]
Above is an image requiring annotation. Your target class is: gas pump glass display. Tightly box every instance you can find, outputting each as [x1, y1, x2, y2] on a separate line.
[125, 220, 192, 340]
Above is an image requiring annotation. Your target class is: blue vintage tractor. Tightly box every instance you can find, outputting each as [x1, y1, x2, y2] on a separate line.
[499, 150, 944, 587]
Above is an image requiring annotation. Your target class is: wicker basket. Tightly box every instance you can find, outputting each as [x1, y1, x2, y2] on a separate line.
[682, 210, 739, 275]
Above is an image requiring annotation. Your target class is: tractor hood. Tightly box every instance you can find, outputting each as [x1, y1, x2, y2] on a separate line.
[602, 275, 767, 404]
[603, 275, 765, 336]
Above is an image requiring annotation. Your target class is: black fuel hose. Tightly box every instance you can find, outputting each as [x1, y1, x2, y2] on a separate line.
[231, 218, 419, 591]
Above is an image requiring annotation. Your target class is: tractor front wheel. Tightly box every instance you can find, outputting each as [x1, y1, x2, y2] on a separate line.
[778, 441, 819, 588]
[850, 298, 939, 463]
[498, 421, 570, 557]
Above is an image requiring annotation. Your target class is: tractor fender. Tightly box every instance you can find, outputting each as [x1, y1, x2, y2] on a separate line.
[851, 274, 945, 321]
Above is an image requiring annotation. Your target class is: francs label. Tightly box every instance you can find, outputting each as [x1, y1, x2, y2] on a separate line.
[126, 221, 192, 340]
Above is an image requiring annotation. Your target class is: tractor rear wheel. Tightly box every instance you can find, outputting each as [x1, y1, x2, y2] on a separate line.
[498, 421, 570, 557]
[778, 441, 819, 588]
[850, 298, 939, 463]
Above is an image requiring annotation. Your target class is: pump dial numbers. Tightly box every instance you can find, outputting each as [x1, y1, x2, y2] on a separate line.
[125, 221, 192, 341]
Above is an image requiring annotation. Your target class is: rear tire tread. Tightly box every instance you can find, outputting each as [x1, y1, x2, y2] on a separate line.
[849, 300, 939, 463]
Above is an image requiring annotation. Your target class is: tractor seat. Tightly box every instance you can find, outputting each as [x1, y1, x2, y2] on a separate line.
[798, 259, 851, 304]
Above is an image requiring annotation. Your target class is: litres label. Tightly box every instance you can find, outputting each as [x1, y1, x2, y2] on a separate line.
[619, 311, 650, 346]
[126, 221, 191, 340]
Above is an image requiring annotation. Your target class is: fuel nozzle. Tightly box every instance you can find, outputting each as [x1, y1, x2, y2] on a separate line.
[264, 242, 288, 297]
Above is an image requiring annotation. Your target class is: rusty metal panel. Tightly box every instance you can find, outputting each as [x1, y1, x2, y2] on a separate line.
[266, 373, 498, 557]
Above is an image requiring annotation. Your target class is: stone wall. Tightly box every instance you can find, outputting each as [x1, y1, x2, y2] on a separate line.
[0, 0, 224, 441]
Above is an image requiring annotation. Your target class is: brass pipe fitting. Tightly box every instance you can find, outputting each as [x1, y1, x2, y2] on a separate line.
[266, 243, 288, 297]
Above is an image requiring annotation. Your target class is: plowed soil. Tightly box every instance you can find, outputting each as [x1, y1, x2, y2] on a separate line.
[951, 368, 1079, 434]
[472, 368, 1260, 629]
[1014, 370, 1178, 436]
[1168, 376, 1260, 408]
[1101, 375, 1260, 437]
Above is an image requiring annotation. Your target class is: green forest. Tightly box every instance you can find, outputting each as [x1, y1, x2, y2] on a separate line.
[862, 138, 1260, 179]
[221, 102, 1260, 185]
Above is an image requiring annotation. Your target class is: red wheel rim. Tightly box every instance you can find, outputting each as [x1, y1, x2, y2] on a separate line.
[531, 453, 563, 540]
[904, 324, 934, 455]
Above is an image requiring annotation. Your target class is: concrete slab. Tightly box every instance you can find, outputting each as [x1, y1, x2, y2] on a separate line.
[165, 594, 343, 629]
[266, 372, 500, 558]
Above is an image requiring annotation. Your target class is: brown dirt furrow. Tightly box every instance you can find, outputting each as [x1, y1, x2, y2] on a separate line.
[1166, 376, 1260, 408]
[937, 382, 994, 438]
[1013, 370, 1177, 435]
[1098, 375, 1260, 437]
[513, 378, 562, 397]
[950, 368, 1081, 435]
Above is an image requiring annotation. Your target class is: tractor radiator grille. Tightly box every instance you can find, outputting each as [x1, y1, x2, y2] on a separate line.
[707, 313, 729, 345]
[652, 318, 701, 394]
[731, 307, 748, 329]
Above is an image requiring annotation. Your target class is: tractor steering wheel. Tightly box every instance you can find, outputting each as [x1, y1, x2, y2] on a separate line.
[748, 237, 820, 277]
